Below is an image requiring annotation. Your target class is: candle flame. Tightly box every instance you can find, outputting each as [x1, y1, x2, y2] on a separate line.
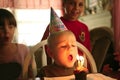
[76, 55, 84, 64]
[75, 55, 88, 72]
[76, 55, 84, 71]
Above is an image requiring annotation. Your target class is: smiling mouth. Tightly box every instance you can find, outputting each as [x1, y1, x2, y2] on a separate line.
[72, 11, 79, 14]
[68, 55, 73, 61]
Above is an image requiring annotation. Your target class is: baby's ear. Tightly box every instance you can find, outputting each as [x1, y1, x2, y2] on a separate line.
[46, 47, 54, 58]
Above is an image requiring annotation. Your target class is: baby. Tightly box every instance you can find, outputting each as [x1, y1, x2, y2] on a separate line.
[37, 30, 78, 78]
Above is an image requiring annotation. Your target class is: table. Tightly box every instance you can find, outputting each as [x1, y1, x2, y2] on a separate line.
[43, 73, 117, 80]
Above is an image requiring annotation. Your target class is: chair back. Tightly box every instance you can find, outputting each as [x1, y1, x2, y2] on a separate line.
[90, 27, 114, 72]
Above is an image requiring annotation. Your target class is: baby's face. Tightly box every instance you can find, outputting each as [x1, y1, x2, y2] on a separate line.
[51, 31, 78, 68]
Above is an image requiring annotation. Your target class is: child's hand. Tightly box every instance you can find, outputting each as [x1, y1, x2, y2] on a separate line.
[114, 52, 120, 62]
[102, 64, 113, 73]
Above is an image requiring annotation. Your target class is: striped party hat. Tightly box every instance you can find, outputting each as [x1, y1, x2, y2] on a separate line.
[49, 7, 67, 33]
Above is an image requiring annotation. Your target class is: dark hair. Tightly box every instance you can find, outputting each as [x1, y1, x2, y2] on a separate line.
[62, 0, 85, 4]
[62, 0, 67, 4]
[0, 8, 17, 27]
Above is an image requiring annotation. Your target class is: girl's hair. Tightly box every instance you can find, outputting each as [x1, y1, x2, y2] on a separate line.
[62, 0, 67, 4]
[0, 8, 17, 27]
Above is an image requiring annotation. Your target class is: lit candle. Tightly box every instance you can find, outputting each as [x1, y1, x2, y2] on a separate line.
[76, 55, 84, 71]
[79, 56, 84, 67]
[74, 55, 87, 80]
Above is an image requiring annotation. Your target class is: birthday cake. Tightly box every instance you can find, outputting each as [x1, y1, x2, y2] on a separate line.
[74, 56, 88, 80]
[74, 70, 87, 80]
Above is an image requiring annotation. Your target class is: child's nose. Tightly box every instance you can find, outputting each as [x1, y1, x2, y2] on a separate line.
[4, 26, 10, 33]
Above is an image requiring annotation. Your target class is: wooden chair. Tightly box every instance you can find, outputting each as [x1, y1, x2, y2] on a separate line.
[90, 27, 114, 72]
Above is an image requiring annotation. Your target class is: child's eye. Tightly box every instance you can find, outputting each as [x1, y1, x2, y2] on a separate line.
[61, 45, 67, 48]
[79, 3, 84, 7]
[72, 44, 76, 47]
[69, 1, 75, 6]
[9, 25, 14, 29]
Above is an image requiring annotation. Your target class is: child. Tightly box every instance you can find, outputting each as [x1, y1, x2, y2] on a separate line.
[0, 8, 37, 80]
[37, 7, 88, 79]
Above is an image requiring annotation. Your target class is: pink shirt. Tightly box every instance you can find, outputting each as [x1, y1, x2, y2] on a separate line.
[0, 44, 36, 80]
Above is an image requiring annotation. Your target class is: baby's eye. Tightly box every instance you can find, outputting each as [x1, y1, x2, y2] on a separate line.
[61, 45, 67, 48]
[72, 44, 76, 47]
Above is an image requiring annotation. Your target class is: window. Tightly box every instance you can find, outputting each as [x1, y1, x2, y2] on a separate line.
[14, 9, 61, 46]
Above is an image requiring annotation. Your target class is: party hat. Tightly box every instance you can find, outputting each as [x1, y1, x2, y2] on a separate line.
[49, 7, 68, 33]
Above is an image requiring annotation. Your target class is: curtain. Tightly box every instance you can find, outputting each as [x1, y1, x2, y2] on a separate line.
[0, 0, 14, 8]
[113, 0, 120, 52]
[14, 0, 50, 9]
[0, 0, 62, 9]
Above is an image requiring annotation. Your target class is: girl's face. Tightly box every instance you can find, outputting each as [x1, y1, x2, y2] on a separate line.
[0, 20, 15, 46]
[63, 0, 85, 21]
[50, 32, 78, 68]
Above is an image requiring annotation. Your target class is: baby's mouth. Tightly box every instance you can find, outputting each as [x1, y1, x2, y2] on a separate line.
[68, 54, 73, 61]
